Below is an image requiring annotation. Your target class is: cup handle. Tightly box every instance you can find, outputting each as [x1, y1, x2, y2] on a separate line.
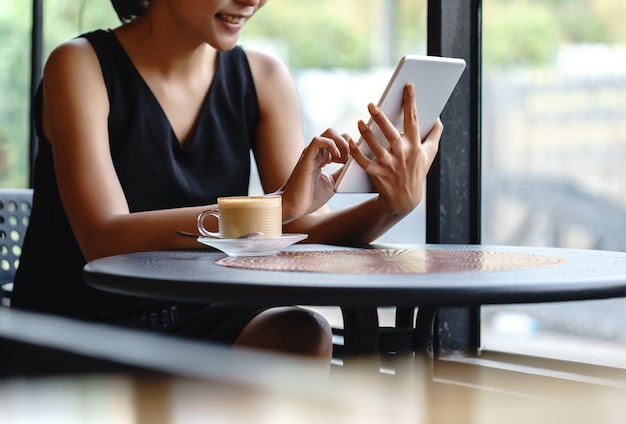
[197, 210, 220, 238]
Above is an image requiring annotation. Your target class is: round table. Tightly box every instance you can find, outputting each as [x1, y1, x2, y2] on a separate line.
[83, 244, 626, 369]
[84, 244, 626, 307]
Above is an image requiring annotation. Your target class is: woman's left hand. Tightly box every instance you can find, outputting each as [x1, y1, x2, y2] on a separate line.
[278, 129, 350, 223]
[350, 83, 443, 216]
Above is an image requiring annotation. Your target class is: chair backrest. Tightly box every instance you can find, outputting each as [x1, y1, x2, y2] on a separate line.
[0, 188, 33, 284]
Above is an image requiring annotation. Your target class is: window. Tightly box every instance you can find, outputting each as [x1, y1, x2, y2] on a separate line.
[481, 0, 626, 367]
[0, 1, 33, 188]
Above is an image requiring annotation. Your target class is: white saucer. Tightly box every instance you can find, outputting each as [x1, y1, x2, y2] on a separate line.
[197, 234, 308, 257]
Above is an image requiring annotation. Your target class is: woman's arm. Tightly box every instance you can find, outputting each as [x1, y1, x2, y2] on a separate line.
[41, 39, 214, 261]
[248, 50, 442, 245]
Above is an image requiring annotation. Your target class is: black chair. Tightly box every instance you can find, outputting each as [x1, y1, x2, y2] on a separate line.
[0, 188, 33, 306]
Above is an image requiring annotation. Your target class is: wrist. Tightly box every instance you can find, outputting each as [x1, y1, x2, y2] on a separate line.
[373, 195, 411, 219]
[280, 196, 299, 224]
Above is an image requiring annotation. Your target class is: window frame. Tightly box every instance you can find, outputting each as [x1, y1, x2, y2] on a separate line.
[29, 0, 43, 185]
[426, 0, 482, 358]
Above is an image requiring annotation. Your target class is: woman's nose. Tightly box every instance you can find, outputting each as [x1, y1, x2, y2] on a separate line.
[237, 0, 265, 8]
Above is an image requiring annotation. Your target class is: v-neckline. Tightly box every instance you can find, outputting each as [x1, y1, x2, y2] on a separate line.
[108, 30, 216, 149]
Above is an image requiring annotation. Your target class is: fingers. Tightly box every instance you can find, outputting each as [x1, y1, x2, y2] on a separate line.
[337, 132, 352, 162]
[402, 83, 420, 143]
[305, 129, 351, 166]
[419, 118, 443, 161]
[357, 118, 388, 159]
[362, 101, 405, 155]
[346, 134, 373, 171]
[358, 83, 420, 161]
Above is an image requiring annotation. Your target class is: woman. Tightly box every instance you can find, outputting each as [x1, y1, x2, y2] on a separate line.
[12, 0, 442, 368]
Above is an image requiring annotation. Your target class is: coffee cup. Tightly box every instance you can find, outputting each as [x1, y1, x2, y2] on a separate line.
[197, 195, 282, 239]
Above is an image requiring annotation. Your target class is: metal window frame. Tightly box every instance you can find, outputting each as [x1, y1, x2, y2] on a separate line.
[29, 0, 43, 187]
[426, 0, 482, 357]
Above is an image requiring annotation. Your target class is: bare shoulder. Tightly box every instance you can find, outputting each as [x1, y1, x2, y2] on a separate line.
[240, 49, 304, 192]
[42, 37, 106, 112]
[242, 48, 300, 120]
[243, 48, 293, 88]
[41, 37, 109, 145]
[43, 37, 101, 80]
[42, 36, 107, 109]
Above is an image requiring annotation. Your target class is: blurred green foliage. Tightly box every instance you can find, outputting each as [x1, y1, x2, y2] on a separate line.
[0, 0, 117, 187]
[0, 1, 31, 187]
[242, 1, 371, 69]
[483, 1, 561, 69]
[0, 0, 624, 187]
[242, 0, 426, 69]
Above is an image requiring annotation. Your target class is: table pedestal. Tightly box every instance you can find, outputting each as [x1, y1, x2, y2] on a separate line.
[340, 306, 439, 377]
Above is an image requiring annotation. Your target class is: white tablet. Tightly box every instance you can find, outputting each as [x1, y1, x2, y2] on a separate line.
[333, 55, 466, 193]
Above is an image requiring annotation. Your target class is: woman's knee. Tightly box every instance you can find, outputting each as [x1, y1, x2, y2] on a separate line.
[234, 307, 332, 359]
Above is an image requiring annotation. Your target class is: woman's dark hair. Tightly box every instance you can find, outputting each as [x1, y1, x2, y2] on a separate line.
[111, 0, 151, 22]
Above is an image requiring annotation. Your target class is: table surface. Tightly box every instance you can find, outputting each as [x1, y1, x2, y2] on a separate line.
[83, 244, 626, 308]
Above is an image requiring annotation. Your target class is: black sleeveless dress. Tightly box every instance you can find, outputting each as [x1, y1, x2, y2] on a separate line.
[13, 30, 267, 344]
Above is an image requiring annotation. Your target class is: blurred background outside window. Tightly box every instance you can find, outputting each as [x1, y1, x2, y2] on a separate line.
[481, 0, 626, 367]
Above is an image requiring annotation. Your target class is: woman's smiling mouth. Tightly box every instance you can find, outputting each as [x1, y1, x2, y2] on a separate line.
[216, 13, 244, 24]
